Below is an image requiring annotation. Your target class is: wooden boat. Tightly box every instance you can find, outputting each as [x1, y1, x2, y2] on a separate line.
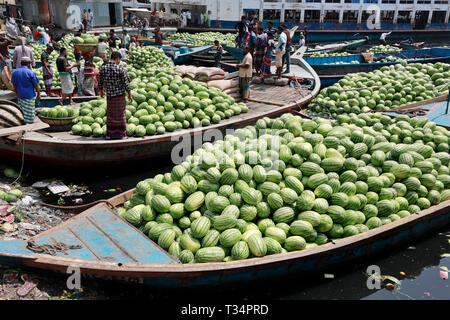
[303, 38, 367, 57]
[399, 41, 426, 51]
[136, 35, 195, 47]
[302, 47, 450, 87]
[223, 26, 299, 61]
[382, 94, 450, 128]
[0, 188, 448, 289]
[0, 57, 320, 168]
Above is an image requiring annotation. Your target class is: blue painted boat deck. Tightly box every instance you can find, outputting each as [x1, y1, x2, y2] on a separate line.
[383, 100, 450, 128]
[0, 205, 180, 265]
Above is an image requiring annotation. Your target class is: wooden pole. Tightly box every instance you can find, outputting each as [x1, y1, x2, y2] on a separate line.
[37, 0, 50, 26]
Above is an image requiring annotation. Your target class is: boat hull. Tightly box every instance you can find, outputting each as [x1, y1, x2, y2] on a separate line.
[0, 192, 448, 290]
[307, 47, 450, 86]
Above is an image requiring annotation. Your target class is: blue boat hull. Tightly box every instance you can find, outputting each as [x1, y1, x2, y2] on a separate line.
[0, 191, 448, 290]
[306, 47, 450, 87]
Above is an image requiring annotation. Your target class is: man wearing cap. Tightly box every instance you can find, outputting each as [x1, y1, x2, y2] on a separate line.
[11, 57, 40, 124]
[41, 45, 57, 97]
[57, 47, 79, 105]
[12, 37, 35, 69]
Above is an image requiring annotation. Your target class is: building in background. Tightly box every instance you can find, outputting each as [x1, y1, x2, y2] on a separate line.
[20, 0, 124, 29]
[148, 0, 449, 31]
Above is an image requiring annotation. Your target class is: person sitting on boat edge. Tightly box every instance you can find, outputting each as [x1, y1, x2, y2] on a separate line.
[99, 51, 133, 140]
[97, 37, 108, 61]
[11, 57, 40, 124]
[275, 26, 287, 79]
[237, 45, 253, 101]
[213, 40, 223, 68]
[41, 45, 57, 97]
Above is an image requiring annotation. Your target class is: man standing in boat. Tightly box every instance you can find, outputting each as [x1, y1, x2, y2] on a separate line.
[237, 45, 253, 101]
[99, 51, 133, 140]
[41, 45, 57, 97]
[380, 31, 392, 45]
[11, 57, 40, 124]
[254, 26, 268, 76]
[154, 26, 164, 46]
[235, 16, 249, 49]
[281, 24, 292, 74]
[57, 47, 79, 105]
[264, 21, 276, 36]
[275, 26, 287, 79]
[213, 40, 223, 68]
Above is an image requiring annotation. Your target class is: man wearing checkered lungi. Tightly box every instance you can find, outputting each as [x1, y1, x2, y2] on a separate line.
[11, 57, 40, 124]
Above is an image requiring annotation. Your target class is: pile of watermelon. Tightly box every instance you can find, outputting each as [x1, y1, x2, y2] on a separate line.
[366, 45, 402, 53]
[71, 69, 248, 137]
[117, 112, 450, 263]
[126, 46, 173, 79]
[40, 106, 79, 119]
[307, 62, 450, 118]
[167, 32, 237, 47]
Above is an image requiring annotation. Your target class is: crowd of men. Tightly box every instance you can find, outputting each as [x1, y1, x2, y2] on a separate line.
[7, 26, 139, 141]
[229, 16, 307, 78]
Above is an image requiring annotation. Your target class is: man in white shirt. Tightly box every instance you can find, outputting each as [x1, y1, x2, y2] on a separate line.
[237, 45, 253, 101]
[88, 9, 94, 29]
[186, 10, 192, 26]
[181, 10, 187, 28]
[275, 26, 286, 79]
[122, 30, 130, 49]
[97, 37, 108, 61]
[380, 31, 392, 45]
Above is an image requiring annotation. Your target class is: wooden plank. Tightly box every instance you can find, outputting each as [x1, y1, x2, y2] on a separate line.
[246, 98, 284, 107]
[0, 122, 49, 137]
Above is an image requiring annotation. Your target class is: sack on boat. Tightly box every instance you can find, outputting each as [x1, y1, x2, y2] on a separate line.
[252, 77, 263, 84]
[208, 74, 226, 81]
[275, 78, 290, 86]
[264, 77, 275, 85]
[223, 86, 240, 95]
[174, 65, 197, 78]
[196, 67, 226, 78]
[207, 79, 239, 91]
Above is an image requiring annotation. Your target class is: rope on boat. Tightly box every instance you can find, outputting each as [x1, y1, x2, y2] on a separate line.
[27, 237, 83, 255]
[9, 130, 26, 186]
[39, 199, 116, 211]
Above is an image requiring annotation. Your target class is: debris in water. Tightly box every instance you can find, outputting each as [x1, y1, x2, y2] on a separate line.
[441, 253, 450, 258]
[0, 223, 16, 233]
[399, 271, 406, 276]
[1, 214, 14, 223]
[407, 246, 416, 250]
[47, 181, 70, 194]
[31, 180, 55, 189]
[324, 273, 334, 279]
[440, 270, 448, 280]
[424, 292, 431, 297]
[73, 198, 83, 204]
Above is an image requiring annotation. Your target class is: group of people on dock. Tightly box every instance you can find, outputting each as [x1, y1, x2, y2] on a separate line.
[9, 26, 137, 140]
[215, 16, 306, 78]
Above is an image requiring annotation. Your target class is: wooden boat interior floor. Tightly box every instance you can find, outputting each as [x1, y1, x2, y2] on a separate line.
[383, 99, 450, 128]
[11, 82, 312, 144]
[0, 204, 180, 264]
